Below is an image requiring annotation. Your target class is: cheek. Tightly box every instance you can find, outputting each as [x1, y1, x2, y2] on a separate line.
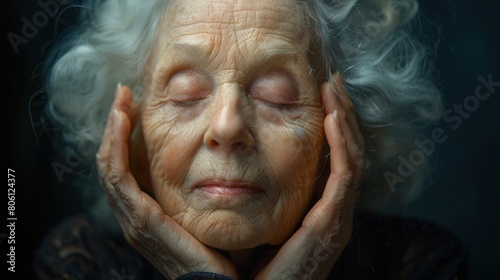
[264, 115, 325, 182]
[259, 117, 325, 244]
[141, 108, 202, 190]
[260, 111, 325, 210]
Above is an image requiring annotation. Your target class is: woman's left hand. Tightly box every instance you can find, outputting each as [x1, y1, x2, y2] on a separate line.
[255, 73, 366, 280]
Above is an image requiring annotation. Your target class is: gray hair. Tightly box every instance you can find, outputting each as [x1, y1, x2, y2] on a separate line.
[43, 0, 443, 215]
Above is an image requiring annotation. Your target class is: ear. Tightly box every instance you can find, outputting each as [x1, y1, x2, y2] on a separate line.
[129, 110, 154, 196]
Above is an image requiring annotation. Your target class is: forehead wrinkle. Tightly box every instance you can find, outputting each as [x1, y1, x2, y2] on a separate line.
[172, 0, 302, 26]
[171, 42, 210, 60]
[165, 0, 309, 45]
[152, 0, 319, 81]
[166, 21, 305, 53]
[167, 41, 305, 71]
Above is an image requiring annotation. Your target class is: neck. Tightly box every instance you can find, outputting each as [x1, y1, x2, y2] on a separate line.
[227, 248, 255, 272]
[222, 245, 281, 279]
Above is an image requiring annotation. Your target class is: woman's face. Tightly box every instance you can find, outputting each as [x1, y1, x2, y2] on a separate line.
[140, 0, 326, 250]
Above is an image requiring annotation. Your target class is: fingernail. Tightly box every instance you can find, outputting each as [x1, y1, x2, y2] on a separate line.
[332, 110, 341, 128]
[115, 83, 122, 98]
[112, 109, 121, 131]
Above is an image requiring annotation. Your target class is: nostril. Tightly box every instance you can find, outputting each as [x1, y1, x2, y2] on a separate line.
[207, 139, 220, 149]
[235, 141, 254, 155]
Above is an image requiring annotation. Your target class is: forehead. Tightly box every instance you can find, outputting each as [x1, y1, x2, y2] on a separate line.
[154, 0, 315, 62]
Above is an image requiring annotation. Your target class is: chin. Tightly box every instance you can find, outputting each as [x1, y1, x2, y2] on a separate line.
[186, 214, 287, 250]
[198, 233, 261, 250]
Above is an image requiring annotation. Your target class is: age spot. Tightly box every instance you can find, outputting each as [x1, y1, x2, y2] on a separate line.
[294, 127, 306, 140]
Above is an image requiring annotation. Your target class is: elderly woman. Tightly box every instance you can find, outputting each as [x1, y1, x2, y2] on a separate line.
[34, 0, 467, 279]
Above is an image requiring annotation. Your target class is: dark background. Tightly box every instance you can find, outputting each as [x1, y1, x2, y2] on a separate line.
[5, 0, 500, 279]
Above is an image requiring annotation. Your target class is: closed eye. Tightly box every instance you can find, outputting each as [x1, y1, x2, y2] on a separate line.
[249, 71, 298, 110]
[166, 69, 212, 106]
[171, 99, 206, 107]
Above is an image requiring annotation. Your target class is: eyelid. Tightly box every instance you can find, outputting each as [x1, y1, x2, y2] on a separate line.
[249, 71, 298, 104]
[166, 69, 212, 103]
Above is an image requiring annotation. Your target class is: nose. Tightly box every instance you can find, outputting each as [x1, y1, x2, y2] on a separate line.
[203, 85, 254, 152]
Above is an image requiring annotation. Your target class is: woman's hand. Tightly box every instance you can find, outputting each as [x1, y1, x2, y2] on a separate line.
[255, 73, 366, 280]
[96, 85, 238, 279]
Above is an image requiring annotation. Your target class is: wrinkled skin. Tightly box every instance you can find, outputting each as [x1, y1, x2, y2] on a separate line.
[141, 0, 326, 250]
[96, 0, 366, 279]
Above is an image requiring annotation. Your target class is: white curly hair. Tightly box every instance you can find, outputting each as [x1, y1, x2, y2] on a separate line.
[43, 0, 443, 219]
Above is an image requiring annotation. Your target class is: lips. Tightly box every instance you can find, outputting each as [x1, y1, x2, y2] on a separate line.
[194, 179, 263, 197]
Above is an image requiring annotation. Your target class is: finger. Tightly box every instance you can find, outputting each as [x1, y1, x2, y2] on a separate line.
[117, 85, 138, 128]
[108, 104, 162, 225]
[114, 84, 133, 117]
[101, 86, 169, 229]
[323, 112, 351, 202]
[321, 78, 336, 116]
[100, 85, 143, 223]
[321, 74, 360, 147]
[327, 111, 360, 215]
[96, 85, 122, 179]
[332, 74, 365, 152]
[322, 74, 365, 179]
[108, 85, 140, 187]
[315, 111, 358, 234]
[301, 111, 352, 231]
[107, 106, 146, 221]
[333, 93, 365, 179]
[95, 85, 133, 229]
[109, 108, 132, 184]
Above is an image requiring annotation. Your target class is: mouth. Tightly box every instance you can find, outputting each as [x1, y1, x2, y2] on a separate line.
[194, 179, 264, 200]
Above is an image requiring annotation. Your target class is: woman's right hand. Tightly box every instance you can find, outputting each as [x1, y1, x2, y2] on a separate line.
[96, 85, 237, 279]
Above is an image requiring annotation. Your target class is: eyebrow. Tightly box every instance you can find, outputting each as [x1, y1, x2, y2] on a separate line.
[169, 42, 302, 68]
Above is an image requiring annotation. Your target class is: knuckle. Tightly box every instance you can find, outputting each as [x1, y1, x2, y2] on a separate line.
[95, 151, 106, 162]
[334, 132, 347, 145]
[352, 143, 365, 157]
[343, 98, 354, 111]
[132, 214, 149, 231]
[129, 211, 148, 233]
[124, 228, 143, 247]
[340, 172, 353, 187]
[338, 109, 348, 122]
[331, 168, 352, 184]
[108, 169, 121, 186]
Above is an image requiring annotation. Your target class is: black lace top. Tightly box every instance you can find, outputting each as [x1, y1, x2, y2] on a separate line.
[33, 211, 468, 280]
